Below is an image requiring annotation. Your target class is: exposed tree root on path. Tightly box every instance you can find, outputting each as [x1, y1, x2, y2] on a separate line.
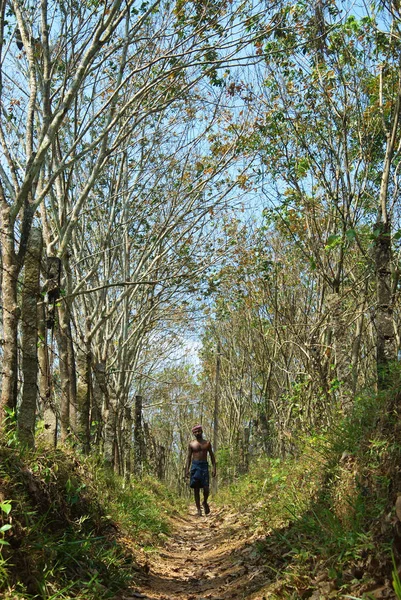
[120, 507, 279, 600]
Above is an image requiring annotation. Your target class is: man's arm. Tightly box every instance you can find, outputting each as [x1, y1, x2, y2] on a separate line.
[208, 443, 216, 477]
[185, 443, 192, 477]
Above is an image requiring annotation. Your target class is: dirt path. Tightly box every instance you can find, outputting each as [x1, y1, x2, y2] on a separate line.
[118, 505, 395, 600]
[124, 507, 277, 600]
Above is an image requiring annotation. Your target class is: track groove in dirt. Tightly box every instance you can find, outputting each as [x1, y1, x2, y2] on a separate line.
[124, 508, 275, 600]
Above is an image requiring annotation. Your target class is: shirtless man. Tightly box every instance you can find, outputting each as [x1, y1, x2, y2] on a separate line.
[185, 424, 216, 517]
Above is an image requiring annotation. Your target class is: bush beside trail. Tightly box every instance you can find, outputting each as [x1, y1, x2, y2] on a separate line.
[0, 443, 179, 599]
[216, 394, 401, 599]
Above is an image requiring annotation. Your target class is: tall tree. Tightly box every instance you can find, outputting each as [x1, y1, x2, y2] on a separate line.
[0, 0, 278, 435]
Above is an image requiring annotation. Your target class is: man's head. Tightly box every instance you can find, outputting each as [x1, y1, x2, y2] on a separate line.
[192, 424, 203, 438]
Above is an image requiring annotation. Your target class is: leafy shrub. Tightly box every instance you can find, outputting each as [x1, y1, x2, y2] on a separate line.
[0, 443, 176, 599]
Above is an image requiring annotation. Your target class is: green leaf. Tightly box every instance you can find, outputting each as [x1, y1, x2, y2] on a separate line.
[345, 229, 356, 241]
[325, 234, 341, 250]
[0, 524, 11, 533]
[296, 157, 310, 178]
[0, 501, 11, 515]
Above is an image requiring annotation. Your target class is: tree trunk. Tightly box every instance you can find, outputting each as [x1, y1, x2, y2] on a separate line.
[76, 322, 91, 455]
[56, 302, 71, 442]
[374, 68, 400, 391]
[93, 361, 107, 448]
[157, 444, 166, 480]
[67, 323, 78, 431]
[63, 257, 77, 431]
[18, 227, 42, 447]
[374, 221, 396, 391]
[212, 341, 221, 493]
[114, 414, 122, 474]
[123, 406, 132, 484]
[38, 301, 57, 446]
[351, 302, 366, 396]
[134, 394, 145, 476]
[0, 207, 19, 422]
[104, 394, 117, 468]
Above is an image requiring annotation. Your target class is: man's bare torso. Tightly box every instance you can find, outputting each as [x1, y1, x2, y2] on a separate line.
[189, 439, 211, 461]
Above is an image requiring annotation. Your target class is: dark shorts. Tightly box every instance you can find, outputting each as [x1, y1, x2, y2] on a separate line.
[190, 460, 209, 489]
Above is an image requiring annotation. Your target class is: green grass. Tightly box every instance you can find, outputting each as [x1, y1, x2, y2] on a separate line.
[216, 393, 401, 598]
[0, 443, 180, 599]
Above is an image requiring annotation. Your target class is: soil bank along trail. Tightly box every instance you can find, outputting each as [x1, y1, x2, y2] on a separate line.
[125, 508, 276, 600]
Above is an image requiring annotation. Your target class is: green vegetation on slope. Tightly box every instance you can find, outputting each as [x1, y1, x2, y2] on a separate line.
[216, 393, 401, 598]
[0, 441, 181, 599]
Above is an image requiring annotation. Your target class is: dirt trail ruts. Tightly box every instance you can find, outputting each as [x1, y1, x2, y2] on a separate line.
[123, 507, 276, 600]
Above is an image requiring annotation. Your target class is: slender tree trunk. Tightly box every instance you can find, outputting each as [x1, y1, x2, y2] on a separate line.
[374, 69, 400, 391]
[374, 221, 396, 391]
[241, 426, 250, 474]
[134, 394, 144, 476]
[76, 319, 91, 454]
[351, 301, 366, 396]
[259, 410, 271, 455]
[104, 393, 117, 468]
[67, 325, 77, 430]
[123, 406, 132, 484]
[143, 420, 155, 472]
[38, 301, 57, 446]
[18, 227, 42, 447]
[63, 258, 77, 431]
[0, 206, 19, 422]
[158, 444, 166, 480]
[56, 303, 71, 442]
[93, 361, 107, 448]
[114, 413, 122, 474]
[113, 398, 124, 475]
[212, 340, 221, 493]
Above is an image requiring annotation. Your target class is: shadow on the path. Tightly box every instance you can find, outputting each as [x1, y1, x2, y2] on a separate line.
[129, 508, 286, 600]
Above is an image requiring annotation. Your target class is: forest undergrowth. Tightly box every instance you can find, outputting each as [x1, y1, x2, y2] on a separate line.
[0, 438, 182, 600]
[216, 392, 401, 599]
[0, 392, 401, 599]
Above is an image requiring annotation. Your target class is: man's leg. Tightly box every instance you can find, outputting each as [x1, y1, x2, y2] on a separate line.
[194, 487, 202, 516]
[202, 486, 210, 515]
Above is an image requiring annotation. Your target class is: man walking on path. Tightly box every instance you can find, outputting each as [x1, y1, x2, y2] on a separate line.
[185, 424, 217, 517]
